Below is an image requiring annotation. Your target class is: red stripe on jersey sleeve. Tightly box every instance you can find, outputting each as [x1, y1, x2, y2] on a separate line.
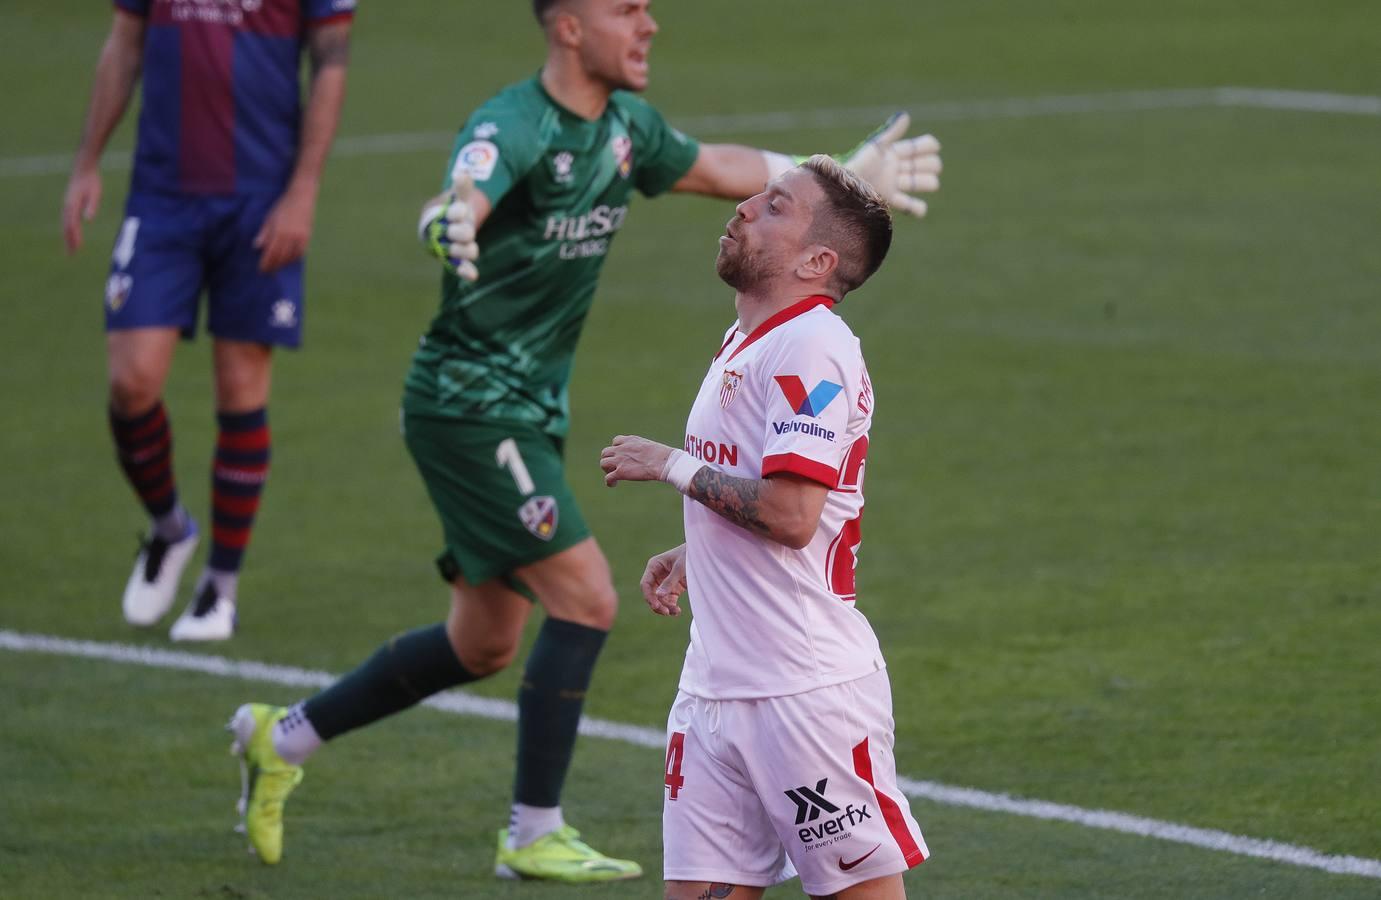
[852, 737, 926, 868]
[762, 453, 838, 488]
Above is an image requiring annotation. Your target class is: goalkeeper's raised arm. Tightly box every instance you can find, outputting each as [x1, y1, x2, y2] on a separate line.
[671, 111, 942, 218]
[416, 111, 943, 284]
[418, 174, 488, 282]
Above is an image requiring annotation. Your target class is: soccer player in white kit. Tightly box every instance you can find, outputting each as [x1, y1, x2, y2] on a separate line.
[601, 155, 928, 899]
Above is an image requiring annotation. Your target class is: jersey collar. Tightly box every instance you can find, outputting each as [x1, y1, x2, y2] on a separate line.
[720, 295, 836, 364]
[533, 71, 610, 123]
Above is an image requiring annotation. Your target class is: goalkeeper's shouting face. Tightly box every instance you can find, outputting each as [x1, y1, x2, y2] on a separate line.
[539, 0, 659, 93]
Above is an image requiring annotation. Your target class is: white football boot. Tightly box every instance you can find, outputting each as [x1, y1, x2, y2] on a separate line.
[170, 576, 237, 641]
[122, 524, 199, 627]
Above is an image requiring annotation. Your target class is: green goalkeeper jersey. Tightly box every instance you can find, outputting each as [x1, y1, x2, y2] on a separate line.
[403, 75, 700, 436]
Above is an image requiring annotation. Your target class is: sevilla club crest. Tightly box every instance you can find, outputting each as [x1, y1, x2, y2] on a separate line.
[720, 369, 743, 408]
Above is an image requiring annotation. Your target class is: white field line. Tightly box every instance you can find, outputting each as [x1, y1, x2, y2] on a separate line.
[2, 628, 1379, 880]
[4, 86, 1379, 179]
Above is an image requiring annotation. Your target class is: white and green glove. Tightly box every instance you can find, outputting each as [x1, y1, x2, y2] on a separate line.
[418, 174, 480, 281]
[840, 112, 941, 218]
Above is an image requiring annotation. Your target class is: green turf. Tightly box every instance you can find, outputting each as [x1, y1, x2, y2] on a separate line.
[3, 0, 1380, 896]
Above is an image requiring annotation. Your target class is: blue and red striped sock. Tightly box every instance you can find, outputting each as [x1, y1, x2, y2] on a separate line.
[209, 407, 270, 576]
[110, 401, 180, 522]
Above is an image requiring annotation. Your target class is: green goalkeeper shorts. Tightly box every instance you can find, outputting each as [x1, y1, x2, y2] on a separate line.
[402, 412, 591, 588]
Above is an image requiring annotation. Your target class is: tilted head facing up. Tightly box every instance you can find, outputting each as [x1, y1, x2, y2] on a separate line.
[716, 154, 893, 300]
[535, 0, 659, 94]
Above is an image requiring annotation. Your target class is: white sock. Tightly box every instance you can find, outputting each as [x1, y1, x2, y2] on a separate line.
[271, 702, 322, 765]
[205, 568, 239, 602]
[153, 505, 191, 543]
[507, 803, 564, 849]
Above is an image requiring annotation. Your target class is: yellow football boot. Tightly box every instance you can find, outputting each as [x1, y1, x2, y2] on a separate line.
[228, 703, 303, 865]
[494, 825, 642, 883]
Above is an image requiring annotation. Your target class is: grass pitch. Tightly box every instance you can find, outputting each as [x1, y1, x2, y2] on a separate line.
[2, 1, 1379, 897]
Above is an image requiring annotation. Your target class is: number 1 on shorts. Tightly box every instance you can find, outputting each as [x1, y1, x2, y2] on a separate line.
[496, 437, 536, 496]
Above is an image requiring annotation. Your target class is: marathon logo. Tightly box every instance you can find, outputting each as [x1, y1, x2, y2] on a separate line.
[684, 434, 738, 467]
[772, 420, 835, 442]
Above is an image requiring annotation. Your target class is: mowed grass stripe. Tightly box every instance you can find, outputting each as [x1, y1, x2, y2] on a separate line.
[4, 86, 1379, 178]
[3, 628, 1378, 881]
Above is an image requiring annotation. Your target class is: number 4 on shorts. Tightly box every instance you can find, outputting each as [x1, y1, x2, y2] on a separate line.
[665, 731, 686, 800]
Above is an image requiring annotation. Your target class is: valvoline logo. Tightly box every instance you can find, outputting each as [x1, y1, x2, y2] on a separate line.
[775, 376, 843, 417]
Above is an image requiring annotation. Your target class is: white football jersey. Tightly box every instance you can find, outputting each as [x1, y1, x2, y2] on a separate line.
[678, 295, 885, 700]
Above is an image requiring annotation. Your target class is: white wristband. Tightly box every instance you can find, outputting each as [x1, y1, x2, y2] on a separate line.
[761, 150, 795, 180]
[660, 449, 703, 494]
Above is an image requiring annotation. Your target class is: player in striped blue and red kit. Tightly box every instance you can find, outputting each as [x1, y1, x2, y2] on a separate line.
[63, 0, 356, 640]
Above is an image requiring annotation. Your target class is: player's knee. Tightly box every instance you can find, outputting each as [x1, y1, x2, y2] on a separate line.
[213, 367, 270, 411]
[448, 621, 519, 676]
[524, 542, 619, 630]
[212, 344, 273, 411]
[456, 639, 517, 677]
[565, 582, 619, 631]
[108, 366, 164, 416]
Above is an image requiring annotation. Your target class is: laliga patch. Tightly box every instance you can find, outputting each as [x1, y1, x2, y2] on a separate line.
[518, 495, 559, 541]
[610, 135, 633, 179]
[105, 273, 133, 312]
[719, 368, 743, 408]
[452, 140, 499, 183]
[775, 375, 844, 417]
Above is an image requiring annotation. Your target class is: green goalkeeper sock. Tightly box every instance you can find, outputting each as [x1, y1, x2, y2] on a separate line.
[512, 617, 608, 808]
[304, 623, 481, 740]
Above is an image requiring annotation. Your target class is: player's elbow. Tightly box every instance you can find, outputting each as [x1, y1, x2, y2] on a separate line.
[763, 478, 826, 549]
[774, 516, 818, 550]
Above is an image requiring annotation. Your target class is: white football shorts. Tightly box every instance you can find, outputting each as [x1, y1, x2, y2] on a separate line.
[661, 668, 928, 895]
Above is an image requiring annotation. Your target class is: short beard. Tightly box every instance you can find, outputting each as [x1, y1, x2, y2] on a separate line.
[716, 242, 772, 292]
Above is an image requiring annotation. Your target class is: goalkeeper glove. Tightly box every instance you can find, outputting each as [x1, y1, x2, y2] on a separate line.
[840, 112, 941, 218]
[418, 174, 480, 281]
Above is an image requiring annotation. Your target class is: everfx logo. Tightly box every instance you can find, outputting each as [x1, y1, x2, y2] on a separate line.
[775, 376, 843, 418]
[784, 778, 839, 825]
[784, 778, 873, 844]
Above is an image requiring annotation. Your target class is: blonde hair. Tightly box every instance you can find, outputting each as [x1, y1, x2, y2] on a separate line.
[801, 154, 893, 296]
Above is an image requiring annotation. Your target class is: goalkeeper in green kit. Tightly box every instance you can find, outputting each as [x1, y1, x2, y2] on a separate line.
[227, 0, 941, 881]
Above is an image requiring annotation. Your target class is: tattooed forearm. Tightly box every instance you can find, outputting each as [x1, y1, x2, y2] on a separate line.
[687, 468, 773, 539]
